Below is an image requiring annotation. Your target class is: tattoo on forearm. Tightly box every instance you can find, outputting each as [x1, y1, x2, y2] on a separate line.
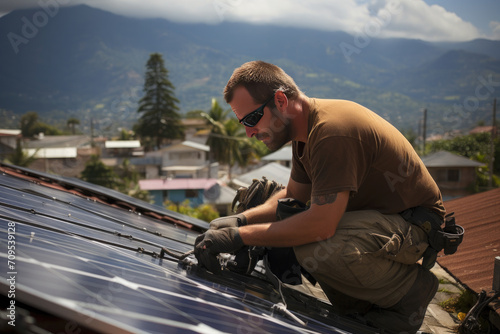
[312, 193, 338, 205]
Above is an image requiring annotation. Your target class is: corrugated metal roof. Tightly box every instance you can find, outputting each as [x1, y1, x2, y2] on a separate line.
[24, 135, 91, 148]
[139, 178, 218, 190]
[204, 184, 237, 205]
[262, 145, 293, 162]
[233, 162, 291, 187]
[163, 140, 210, 152]
[421, 151, 485, 168]
[438, 188, 500, 293]
[105, 140, 141, 148]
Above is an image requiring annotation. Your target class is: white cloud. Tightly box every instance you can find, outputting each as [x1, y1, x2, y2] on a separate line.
[0, 0, 486, 42]
[374, 0, 482, 41]
[221, 0, 370, 32]
[490, 21, 500, 40]
[202, 0, 483, 42]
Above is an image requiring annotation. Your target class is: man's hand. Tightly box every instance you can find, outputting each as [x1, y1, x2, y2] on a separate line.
[194, 227, 245, 273]
[209, 214, 247, 230]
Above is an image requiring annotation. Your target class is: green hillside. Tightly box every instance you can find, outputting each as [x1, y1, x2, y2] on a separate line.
[0, 5, 499, 138]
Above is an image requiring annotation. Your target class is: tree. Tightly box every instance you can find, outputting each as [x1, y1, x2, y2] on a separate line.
[401, 128, 418, 150]
[118, 128, 134, 140]
[67, 117, 80, 135]
[80, 155, 118, 189]
[207, 98, 230, 123]
[20, 111, 61, 137]
[201, 99, 267, 180]
[3, 138, 37, 167]
[134, 53, 184, 150]
[115, 159, 150, 202]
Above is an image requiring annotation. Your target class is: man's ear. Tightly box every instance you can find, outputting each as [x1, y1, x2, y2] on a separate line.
[275, 90, 288, 111]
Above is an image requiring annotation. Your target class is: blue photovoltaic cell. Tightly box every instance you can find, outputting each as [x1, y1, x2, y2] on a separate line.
[0, 165, 375, 333]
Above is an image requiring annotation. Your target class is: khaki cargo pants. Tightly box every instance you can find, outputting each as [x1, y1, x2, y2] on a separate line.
[293, 210, 429, 311]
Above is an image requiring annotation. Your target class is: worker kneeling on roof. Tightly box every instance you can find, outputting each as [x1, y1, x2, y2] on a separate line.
[194, 61, 463, 334]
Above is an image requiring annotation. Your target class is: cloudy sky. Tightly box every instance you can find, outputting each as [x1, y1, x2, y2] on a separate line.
[1, 0, 499, 42]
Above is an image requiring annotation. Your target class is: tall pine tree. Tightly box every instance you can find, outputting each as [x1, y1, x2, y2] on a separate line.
[134, 53, 184, 150]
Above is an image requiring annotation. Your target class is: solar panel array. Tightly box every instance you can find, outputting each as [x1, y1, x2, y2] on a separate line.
[0, 165, 377, 333]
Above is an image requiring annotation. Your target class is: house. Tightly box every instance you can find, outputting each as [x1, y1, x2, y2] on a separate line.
[22, 135, 96, 177]
[0, 129, 21, 159]
[421, 150, 485, 200]
[134, 141, 226, 211]
[160, 140, 218, 179]
[469, 125, 497, 135]
[139, 178, 219, 207]
[101, 139, 144, 169]
[181, 118, 210, 144]
[103, 140, 143, 157]
[129, 154, 163, 179]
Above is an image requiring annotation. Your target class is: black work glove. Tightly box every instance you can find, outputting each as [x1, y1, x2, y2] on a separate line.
[194, 227, 245, 274]
[209, 214, 247, 230]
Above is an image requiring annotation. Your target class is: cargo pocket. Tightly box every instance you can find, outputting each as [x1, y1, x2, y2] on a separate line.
[371, 226, 428, 265]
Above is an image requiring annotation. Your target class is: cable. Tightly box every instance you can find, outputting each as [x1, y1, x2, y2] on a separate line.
[263, 255, 307, 326]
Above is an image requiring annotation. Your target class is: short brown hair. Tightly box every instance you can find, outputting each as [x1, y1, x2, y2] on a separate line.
[223, 61, 302, 104]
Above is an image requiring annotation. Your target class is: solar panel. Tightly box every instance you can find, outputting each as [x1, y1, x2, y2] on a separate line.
[0, 164, 377, 333]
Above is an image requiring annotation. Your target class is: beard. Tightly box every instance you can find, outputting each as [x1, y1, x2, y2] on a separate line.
[256, 108, 293, 152]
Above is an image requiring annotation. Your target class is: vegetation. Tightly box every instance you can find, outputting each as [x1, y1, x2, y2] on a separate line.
[118, 128, 134, 140]
[80, 155, 118, 189]
[66, 117, 80, 135]
[79, 155, 150, 202]
[20, 112, 61, 138]
[3, 139, 37, 167]
[201, 99, 269, 179]
[134, 53, 184, 150]
[165, 199, 219, 222]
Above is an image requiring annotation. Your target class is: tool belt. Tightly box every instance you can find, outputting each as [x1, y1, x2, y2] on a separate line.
[400, 207, 464, 269]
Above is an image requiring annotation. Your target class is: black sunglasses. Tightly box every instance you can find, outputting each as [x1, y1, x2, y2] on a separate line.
[238, 94, 275, 127]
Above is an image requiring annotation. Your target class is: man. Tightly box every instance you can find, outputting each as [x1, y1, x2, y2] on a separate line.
[195, 61, 445, 333]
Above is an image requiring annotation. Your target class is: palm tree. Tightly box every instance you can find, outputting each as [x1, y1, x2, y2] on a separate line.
[4, 139, 37, 167]
[67, 118, 80, 135]
[208, 98, 230, 123]
[201, 98, 268, 180]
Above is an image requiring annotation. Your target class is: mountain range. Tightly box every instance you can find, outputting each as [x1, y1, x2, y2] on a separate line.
[0, 5, 499, 137]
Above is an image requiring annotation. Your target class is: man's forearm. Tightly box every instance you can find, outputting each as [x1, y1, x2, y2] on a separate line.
[243, 187, 287, 224]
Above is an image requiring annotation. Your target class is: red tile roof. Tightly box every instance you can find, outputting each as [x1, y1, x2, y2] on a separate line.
[438, 188, 500, 293]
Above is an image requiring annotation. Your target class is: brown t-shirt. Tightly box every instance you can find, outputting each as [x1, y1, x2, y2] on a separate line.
[291, 99, 445, 217]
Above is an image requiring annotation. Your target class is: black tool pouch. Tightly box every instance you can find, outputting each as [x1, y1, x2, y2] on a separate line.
[400, 207, 464, 269]
[431, 213, 465, 255]
[264, 198, 316, 286]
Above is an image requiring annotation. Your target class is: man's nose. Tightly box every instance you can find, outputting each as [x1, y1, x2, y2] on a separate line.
[245, 126, 257, 138]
